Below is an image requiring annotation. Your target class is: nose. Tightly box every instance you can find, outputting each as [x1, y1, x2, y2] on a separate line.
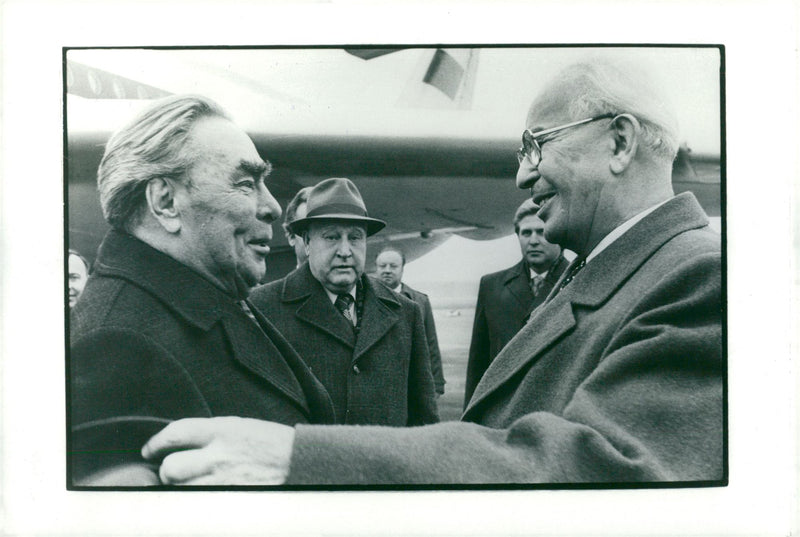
[516, 157, 539, 190]
[256, 183, 282, 223]
[335, 238, 352, 258]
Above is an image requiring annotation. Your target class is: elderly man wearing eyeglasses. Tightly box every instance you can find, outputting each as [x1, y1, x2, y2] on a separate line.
[142, 57, 723, 485]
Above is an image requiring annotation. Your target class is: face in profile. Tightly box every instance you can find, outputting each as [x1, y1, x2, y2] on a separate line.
[175, 116, 282, 297]
[305, 222, 367, 294]
[517, 214, 561, 273]
[286, 201, 308, 266]
[68, 253, 89, 307]
[375, 249, 404, 290]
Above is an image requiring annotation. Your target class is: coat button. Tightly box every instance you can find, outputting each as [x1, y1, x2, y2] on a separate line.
[352, 364, 360, 375]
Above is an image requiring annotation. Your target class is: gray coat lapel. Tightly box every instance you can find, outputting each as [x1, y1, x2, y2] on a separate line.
[283, 266, 356, 349]
[464, 297, 576, 415]
[353, 277, 401, 362]
[464, 192, 710, 417]
[503, 261, 534, 309]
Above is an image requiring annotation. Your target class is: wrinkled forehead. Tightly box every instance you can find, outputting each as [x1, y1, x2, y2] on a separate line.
[525, 81, 579, 130]
[189, 116, 263, 167]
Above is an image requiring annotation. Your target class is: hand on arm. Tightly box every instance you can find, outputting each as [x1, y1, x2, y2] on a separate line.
[141, 417, 295, 485]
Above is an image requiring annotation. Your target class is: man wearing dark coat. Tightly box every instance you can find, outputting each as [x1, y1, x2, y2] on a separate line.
[375, 246, 445, 396]
[68, 95, 334, 486]
[464, 199, 567, 406]
[250, 178, 439, 427]
[144, 58, 723, 485]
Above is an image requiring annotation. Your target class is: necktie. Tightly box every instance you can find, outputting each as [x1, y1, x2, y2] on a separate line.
[334, 293, 355, 326]
[238, 300, 259, 324]
[530, 274, 545, 297]
[558, 257, 586, 292]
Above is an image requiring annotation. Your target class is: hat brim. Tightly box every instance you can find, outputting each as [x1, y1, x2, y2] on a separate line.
[288, 214, 386, 236]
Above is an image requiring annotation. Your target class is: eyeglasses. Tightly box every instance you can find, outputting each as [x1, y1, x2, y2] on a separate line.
[516, 113, 616, 165]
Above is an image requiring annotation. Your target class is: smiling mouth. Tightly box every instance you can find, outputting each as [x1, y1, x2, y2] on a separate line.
[533, 191, 556, 206]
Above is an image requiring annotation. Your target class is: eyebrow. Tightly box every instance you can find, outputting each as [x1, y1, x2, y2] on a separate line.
[237, 159, 272, 179]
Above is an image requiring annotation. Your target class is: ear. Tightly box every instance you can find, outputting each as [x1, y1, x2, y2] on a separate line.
[145, 178, 182, 234]
[609, 114, 639, 175]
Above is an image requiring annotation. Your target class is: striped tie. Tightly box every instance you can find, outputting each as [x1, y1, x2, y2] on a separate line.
[334, 293, 355, 326]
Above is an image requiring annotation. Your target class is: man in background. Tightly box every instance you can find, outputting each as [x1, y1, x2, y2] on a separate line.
[250, 178, 438, 427]
[464, 199, 567, 406]
[282, 186, 312, 268]
[67, 248, 90, 308]
[375, 246, 445, 397]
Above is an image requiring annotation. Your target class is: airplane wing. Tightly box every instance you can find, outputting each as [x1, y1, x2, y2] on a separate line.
[65, 47, 722, 281]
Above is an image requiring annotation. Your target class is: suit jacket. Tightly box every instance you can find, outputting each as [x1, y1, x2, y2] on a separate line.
[464, 255, 568, 406]
[285, 193, 723, 484]
[69, 230, 335, 483]
[400, 283, 445, 394]
[250, 264, 439, 426]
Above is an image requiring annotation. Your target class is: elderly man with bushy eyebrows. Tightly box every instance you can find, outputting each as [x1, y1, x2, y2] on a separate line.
[69, 95, 334, 486]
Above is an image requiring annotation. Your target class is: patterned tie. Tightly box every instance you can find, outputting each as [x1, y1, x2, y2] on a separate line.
[334, 293, 355, 326]
[238, 300, 259, 324]
[530, 274, 545, 297]
[558, 257, 586, 292]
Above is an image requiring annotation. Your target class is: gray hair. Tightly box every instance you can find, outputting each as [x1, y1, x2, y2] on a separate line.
[536, 59, 680, 162]
[97, 94, 230, 231]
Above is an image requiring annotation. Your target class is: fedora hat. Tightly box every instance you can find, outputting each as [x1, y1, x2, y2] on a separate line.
[287, 177, 386, 236]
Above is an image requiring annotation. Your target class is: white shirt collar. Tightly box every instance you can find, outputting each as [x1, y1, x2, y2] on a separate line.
[529, 268, 548, 280]
[586, 198, 671, 264]
[393, 283, 403, 294]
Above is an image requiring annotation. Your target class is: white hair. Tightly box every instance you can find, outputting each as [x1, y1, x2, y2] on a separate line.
[539, 58, 680, 162]
[97, 94, 230, 231]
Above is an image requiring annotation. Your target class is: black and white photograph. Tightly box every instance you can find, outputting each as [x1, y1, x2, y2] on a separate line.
[2, 2, 798, 536]
[65, 45, 724, 488]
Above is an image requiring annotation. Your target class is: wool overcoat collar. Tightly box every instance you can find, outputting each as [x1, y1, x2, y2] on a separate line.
[91, 229, 312, 416]
[464, 192, 710, 416]
[279, 264, 404, 363]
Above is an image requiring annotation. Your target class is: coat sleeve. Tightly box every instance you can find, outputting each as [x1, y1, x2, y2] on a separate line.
[419, 294, 445, 395]
[464, 277, 490, 409]
[70, 327, 212, 485]
[406, 301, 440, 426]
[286, 253, 722, 484]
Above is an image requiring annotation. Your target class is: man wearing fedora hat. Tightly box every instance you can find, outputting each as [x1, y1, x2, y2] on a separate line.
[250, 178, 439, 427]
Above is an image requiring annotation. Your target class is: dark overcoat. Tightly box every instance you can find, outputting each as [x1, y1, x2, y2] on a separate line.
[464, 255, 568, 406]
[250, 265, 439, 426]
[285, 193, 724, 484]
[399, 283, 445, 395]
[69, 230, 335, 483]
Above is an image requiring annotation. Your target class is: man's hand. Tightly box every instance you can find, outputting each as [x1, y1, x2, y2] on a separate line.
[141, 417, 295, 485]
